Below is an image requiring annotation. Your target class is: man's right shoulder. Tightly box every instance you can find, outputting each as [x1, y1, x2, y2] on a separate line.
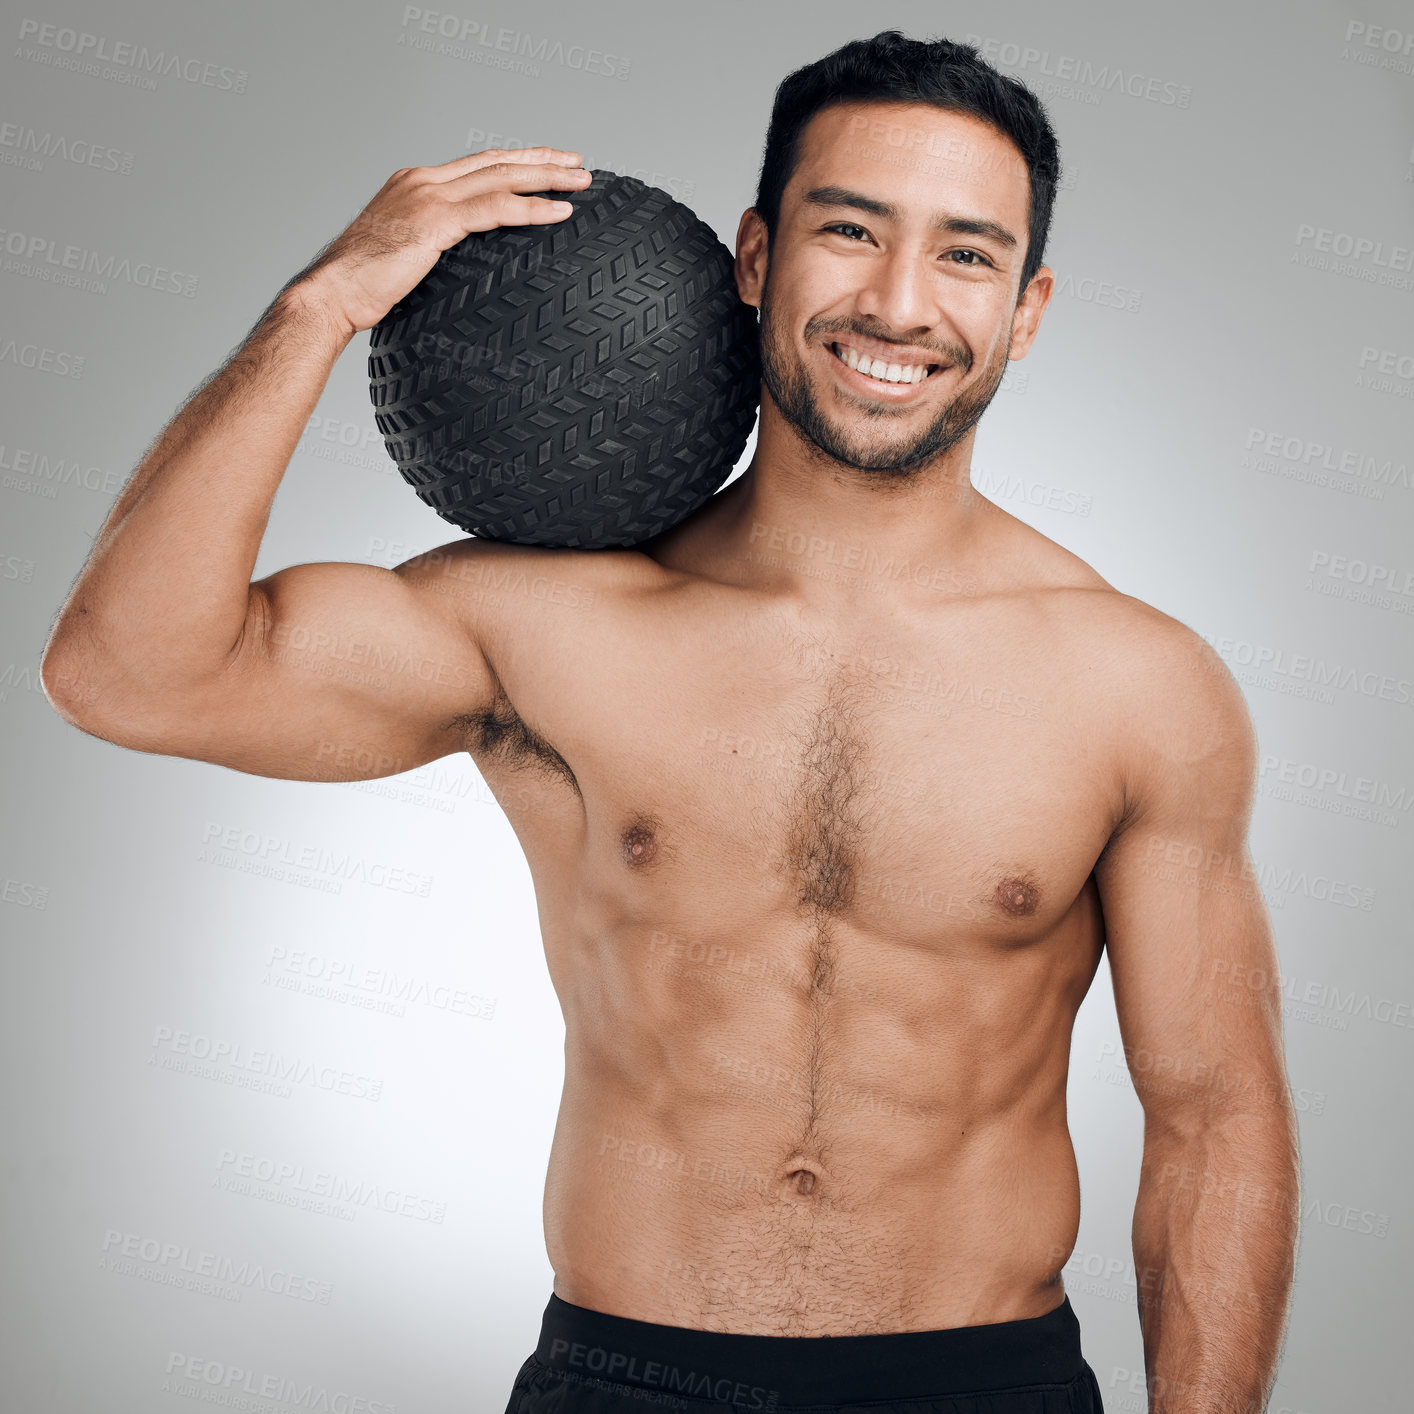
[391, 536, 666, 644]
[395, 535, 656, 588]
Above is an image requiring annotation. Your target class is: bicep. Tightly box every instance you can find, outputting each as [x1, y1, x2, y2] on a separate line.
[1093, 635, 1289, 1141]
[137, 551, 497, 780]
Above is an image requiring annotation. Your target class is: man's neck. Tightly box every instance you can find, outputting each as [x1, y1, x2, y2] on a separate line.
[653, 423, 989, 603]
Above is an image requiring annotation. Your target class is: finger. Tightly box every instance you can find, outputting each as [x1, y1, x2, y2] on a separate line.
[458, 191, 579, 232]
[505, 193, 580, 225]
[443, 161, 591, 197]
[423, 146, 583, 182]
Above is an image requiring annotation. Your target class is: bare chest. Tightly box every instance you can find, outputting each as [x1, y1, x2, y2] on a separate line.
[465, 587, 1122, 949]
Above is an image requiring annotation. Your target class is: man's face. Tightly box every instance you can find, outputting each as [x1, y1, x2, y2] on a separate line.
[736, 101, 1052, 479]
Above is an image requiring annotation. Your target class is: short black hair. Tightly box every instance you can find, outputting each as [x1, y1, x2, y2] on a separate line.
[753, 30, 1063, 294]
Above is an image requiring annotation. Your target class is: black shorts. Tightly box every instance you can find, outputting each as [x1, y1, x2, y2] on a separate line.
[504, 1290, 1105, 1412]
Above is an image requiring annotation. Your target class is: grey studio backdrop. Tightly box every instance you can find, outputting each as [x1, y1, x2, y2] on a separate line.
[1, 0, 1410, 1410]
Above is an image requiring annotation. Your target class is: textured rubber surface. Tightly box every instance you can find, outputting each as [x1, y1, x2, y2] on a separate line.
[367, 169, 760, 549]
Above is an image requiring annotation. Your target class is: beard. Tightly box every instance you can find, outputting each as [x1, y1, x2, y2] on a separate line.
[757, 282, 1012, 480]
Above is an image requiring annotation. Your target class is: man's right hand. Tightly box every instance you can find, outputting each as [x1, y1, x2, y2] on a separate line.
[297, 147, 591, 338]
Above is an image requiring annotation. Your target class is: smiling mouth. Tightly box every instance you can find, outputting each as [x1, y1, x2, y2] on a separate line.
[829, 341, 946, 386]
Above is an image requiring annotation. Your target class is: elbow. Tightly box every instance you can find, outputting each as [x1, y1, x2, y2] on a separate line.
[1141, 1098, 1302, 1176]
[40, 638, 220, 757]
[39, 639, 147, 746]
[39, 637, 105, 729]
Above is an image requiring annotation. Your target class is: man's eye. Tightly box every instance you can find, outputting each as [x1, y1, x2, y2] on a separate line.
[822, 226, 990, 267]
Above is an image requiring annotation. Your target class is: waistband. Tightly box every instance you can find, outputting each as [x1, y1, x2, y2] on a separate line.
[533, 1290, 1085, 1405]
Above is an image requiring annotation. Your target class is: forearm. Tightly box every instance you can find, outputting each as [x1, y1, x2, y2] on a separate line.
[42, 275, 353, 702]
[1132, 1109, 1301, 1413]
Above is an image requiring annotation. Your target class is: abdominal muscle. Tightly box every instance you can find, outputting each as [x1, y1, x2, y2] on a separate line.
[537, 910, 1092, 1337]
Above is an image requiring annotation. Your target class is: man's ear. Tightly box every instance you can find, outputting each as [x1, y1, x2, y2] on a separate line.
[1008, 265, 1054, 361]
[735, 208, 769, 310]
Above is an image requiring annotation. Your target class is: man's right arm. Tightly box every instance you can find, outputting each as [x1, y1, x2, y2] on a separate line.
[39, 280, 490, 781]
[39, 148, 592, 781]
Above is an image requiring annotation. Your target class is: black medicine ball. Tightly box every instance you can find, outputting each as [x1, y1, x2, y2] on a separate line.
[367, 169, 760, 550]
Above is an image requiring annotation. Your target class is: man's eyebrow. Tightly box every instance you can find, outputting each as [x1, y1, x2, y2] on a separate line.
[801, 185, 1019, 250]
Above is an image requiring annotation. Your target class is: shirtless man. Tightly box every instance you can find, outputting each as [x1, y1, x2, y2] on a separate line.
[41, 30, 1298, 1414]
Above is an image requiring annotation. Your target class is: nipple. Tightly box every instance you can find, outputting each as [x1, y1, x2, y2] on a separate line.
[621, 822, 659, 867]
[995, 876, 1039, 916]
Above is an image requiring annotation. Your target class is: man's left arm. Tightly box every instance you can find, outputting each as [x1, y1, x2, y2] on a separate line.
[1093, 621, 1301, 1414]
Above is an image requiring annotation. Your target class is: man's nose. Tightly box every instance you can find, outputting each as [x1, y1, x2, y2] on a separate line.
[852, 248, 941, 337]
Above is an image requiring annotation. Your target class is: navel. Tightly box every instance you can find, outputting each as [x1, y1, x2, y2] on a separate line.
[994, 875, 1040, 917]
[776, 1156, 826, 1199]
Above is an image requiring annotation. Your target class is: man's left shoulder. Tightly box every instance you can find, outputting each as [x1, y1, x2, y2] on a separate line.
[1049, 579, 1257, 773]
[991, 519, 1252, 733]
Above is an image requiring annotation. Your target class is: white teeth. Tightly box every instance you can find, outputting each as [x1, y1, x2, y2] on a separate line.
[832, 343, 931, 385]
